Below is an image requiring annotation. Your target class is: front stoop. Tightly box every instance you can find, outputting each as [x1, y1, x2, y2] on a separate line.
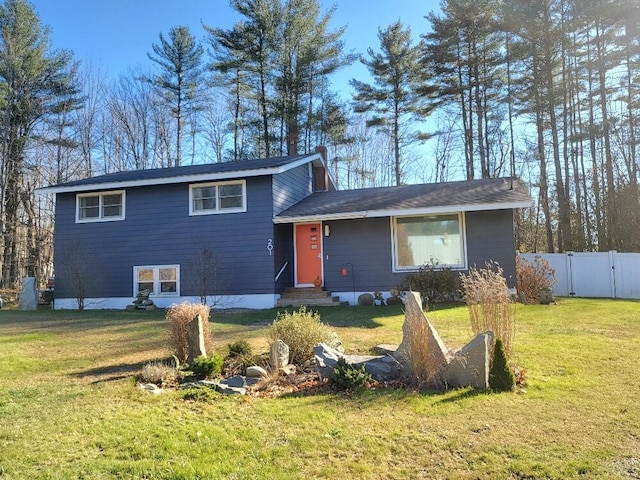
[277, 287, 346, 307]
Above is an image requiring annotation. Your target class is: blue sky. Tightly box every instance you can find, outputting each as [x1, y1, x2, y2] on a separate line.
[30, 0, 440, 96]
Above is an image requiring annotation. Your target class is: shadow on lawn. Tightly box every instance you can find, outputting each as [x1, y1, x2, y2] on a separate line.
[212, 304, 410, 329]
[71, 361, 147, 384]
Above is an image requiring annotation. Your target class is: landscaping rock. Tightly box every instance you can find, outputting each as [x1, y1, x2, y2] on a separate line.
[18, 277, 38, 311]
[386, 295, 402, 305]
[139, 383, 162, 394]
[187, 314, 207, 364]
[357, 293, 374, 306]
[269, 340, 289, 370]
[279, 364, 296, 375]
[225, 375, 247, 388]
[444, 331, 493, 390]
[394, 291, 452, 369]
[313, 343, 402, 382]
[246, 365, 269, 378]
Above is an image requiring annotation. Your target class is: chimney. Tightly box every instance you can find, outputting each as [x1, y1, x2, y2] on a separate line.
[314, 145, 327, 162]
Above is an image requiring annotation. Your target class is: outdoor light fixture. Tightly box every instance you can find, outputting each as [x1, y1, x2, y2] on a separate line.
[324, 224, 330, 236]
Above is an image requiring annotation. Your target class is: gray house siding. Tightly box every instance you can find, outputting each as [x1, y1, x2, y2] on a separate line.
[54, 176, 278, 300]
[272, 164, 312, 215]
[273, 223, 294, 291]
[465, 209, 517, 286]
[322, 217, 398, 292]
[320, 209, 517, 293]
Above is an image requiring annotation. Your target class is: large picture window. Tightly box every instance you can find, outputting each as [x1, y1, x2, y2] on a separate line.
[393, 214, 466, 270]
[134, 265, 180, 296]
[76, 191, 125, 222]
[190, 180, 246, 215]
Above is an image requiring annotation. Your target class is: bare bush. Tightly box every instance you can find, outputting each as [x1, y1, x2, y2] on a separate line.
[516, 255, 556, 304]
[460, 261, 515, 359]
[166, 302, 213, 363]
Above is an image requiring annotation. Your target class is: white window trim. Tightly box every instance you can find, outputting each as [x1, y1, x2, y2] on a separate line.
[390, 212, 468, 272]
[76, 190, 126, 223]
[189, 180, 247, 215]
[133, 265, 180, 297]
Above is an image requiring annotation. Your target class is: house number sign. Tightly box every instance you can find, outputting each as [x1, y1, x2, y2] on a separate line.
[267, 239, 273, 256]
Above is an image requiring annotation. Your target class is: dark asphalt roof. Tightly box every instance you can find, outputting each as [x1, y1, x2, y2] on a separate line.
[38, 154, 313, 191]
[274, 177, 531, 221]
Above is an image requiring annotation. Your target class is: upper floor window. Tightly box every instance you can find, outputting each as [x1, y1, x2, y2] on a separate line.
[76, 190, 125, 223]
[190, 180, 246, 215]
[392, 213, 466, 271]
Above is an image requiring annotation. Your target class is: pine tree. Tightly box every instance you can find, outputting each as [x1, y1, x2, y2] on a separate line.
[0, 0, 79, 288]
[489, 338, 515, 392]
[351, 20, 428, 186]
[146, 26, 204, 167]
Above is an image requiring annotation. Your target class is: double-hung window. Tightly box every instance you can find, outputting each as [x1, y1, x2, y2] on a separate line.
[134, 265, 180, 296]
[76, 190, 125, 223]
[190, 180, 246, 215]
[392, 213, 466, 271]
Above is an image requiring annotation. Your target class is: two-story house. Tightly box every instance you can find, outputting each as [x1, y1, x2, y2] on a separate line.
[37, 151, 531, 309]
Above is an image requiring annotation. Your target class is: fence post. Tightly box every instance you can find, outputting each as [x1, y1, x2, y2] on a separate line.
[609, 251, 617, 299]
[567, 252, 575, 296]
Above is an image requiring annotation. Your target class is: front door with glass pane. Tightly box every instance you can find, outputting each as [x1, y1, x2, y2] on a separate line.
[295, 223, 323, 286]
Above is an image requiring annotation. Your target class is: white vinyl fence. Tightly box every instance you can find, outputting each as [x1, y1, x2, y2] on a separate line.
[519, 251, 640, 299]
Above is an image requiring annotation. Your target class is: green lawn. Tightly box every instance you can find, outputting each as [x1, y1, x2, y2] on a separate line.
[0, 299, 639, 479]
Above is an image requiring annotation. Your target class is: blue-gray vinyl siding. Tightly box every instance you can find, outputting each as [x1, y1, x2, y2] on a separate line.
[321, 209, 517, 292]
[53, 176, 279, 299]
[272, 164, 312, 215]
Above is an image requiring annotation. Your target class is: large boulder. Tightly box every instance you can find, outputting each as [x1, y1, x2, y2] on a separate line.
[313, 343, 402, 382]
[269, 340, 290, 370]
[357, 293, 374, 306]
[393, 292, 451, 385]
[444, 332, 494, 390]
[187, 314, 207, 364]
[18, 277, 38, 311]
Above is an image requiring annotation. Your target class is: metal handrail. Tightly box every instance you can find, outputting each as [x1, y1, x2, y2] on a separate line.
[275, 261, 289, 282]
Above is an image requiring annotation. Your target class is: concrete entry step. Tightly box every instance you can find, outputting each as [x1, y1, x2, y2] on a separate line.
[277, 287, 346, 307]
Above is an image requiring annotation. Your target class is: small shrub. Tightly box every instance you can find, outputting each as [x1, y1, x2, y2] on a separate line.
[228, 340, 252, 357]
[267, 306, 338, 366]
[140, 361, 179, 387]
[166, 302, 214, 363]
[330, 357, 372, 392]
[400, 262, 460, 306]
[191, 354, 224, 380]
[460, 261, 515, 359]
[489, 338, 515, 392]
[182, 387, 219, 402]
[515, 255, 556, 304]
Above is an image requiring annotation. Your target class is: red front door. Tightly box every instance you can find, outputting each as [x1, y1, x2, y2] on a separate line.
[295, 223, 323, 286]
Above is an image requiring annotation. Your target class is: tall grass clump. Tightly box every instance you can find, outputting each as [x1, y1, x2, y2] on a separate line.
[140, 361, 179, 387]
[460, 261, 514, 358]
[401, 294, 446, 388]
[516, 255, 556, 304]
[166, 302, 214, 363]
[268, 306, 338, 366]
